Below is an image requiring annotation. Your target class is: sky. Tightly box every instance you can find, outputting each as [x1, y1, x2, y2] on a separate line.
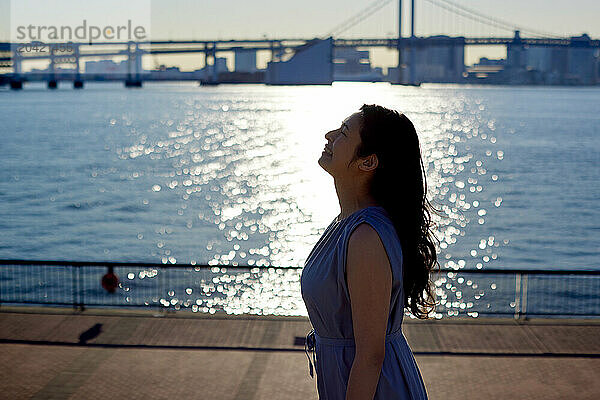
[2, 0, 599, 70]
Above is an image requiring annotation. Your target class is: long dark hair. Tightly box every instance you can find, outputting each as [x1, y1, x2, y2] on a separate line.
[354, 104, 441, 319]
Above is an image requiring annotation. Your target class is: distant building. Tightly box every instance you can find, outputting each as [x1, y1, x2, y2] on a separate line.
[409, 36, 465, 83]
[550, 47, 569, 79]
[333, 48, 383, 81]
[234, 49, 257, 73]
[526, 47, 552, 73]
[29, 66, 78, 74]
[150, 65, 182, 79]
[502, 31, 598, 85]
[155, 64, 179, 72]
[567, 34, 598, 85]
[386, 66, 402, 83]
[523, 46, 565, 84]
[85, 60, 128, 74]
[520, 43, 596, 85]
[465, 57, 505, 82]
[266, 38, 333, 85]
[198, 57, 229, 80]
[85, 58, 145, 76]
[214, 57, 229, 73]
[476, 58, 505, 66]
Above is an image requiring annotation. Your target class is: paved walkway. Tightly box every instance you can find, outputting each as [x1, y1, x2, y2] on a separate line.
[1, 306, 599, 399]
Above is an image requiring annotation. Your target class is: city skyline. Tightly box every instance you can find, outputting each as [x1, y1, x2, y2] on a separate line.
[1, 0, 599, 69]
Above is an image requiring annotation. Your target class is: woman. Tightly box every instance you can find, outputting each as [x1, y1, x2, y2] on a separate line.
[301, 104, 439, 400]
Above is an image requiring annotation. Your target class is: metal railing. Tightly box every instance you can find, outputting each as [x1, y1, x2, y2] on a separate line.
[1, 259, 599, 319]
[430, 268, 600, 319]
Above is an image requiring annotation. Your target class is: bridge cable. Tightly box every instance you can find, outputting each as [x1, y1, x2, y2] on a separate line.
[323, 0, 395, 38]
[324, 0, 563, 40]
[421, 0, 516, 35]
[425, 0, 562, 38]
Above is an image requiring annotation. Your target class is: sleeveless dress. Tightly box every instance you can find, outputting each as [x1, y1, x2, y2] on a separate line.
[300, 206, 428, 400]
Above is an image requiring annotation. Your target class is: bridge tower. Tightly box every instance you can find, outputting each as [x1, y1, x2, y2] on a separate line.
[397, 0, 403, 83]
[10, 46, 23, 90]
[48, 46, 57, 89]
[397, 0, 418, 85]
[409, 0, 417, 85]
[74, 44, 84, 89]
[125, 42, 143, 87]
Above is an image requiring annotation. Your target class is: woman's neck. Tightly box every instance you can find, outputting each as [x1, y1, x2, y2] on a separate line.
[336, 198, 381, 221]
[334, 175, 379, 220]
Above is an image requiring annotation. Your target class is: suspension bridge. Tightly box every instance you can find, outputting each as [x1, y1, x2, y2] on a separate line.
[0, 0, 598, 88]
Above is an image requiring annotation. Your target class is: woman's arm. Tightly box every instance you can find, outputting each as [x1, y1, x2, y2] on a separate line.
[345, 223, 392, 400]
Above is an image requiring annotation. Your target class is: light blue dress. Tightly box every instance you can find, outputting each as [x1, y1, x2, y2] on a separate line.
[301, 206, 428, 400]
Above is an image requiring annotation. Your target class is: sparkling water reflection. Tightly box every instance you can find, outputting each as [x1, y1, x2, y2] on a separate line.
[1, 83, 599, 316]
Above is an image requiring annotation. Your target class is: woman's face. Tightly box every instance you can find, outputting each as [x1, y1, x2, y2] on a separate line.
[318, 112, 363, 178]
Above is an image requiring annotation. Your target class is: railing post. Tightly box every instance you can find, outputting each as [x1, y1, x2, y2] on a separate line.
[514, 272, 521, 319]
[79, 265, 85, 311]
[166, 265, 170, 313]
[521, 274, 528, 320]
[156, 266, 160, 313]
[159, 265, 164, 313]
[72, 265, 77, 311]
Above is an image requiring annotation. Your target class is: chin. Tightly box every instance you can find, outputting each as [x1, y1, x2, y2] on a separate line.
[318, 157, 333, 175]
[317, 155, 328, 170]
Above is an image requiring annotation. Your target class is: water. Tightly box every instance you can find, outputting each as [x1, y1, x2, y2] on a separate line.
[1, 82, 599, 316]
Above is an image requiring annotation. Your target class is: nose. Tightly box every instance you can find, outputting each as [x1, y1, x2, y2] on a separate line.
[324, 129, 336, 141]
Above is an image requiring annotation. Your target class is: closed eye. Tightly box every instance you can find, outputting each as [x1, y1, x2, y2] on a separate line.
[340, 123, 348, 136]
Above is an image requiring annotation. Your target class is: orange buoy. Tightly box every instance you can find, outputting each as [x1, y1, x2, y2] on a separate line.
[101, 266, 119, 293]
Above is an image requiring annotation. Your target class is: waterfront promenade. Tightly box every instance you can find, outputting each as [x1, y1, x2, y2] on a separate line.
[1, 306, 599, 399]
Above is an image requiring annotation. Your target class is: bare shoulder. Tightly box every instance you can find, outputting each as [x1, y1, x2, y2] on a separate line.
[347, 223, 390, 271]
[348, 222, 386, 255]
